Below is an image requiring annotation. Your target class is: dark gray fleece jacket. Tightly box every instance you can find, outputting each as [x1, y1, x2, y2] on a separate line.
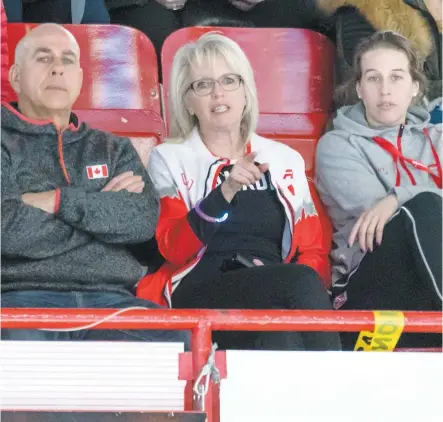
[1, 104, 159, 293]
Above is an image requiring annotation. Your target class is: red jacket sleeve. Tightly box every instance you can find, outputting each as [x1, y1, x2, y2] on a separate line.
[149, 148, 235, 267]
[291, 179, 332, 288]
[148, 148, 205, 266]
[156, 193, 204, 266]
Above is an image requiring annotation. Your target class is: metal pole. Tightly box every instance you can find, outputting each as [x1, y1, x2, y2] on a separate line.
[1, 309, 441, 333]
[191, 321, 215, 421]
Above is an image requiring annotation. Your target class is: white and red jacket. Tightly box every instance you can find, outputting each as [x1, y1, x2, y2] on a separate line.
[137, 128, 331, 307]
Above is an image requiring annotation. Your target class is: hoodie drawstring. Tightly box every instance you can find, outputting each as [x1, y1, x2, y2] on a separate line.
[373, 125, 442, 189]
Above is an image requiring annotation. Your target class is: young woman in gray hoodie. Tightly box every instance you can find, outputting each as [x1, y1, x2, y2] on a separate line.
[315, 31, 442, 350]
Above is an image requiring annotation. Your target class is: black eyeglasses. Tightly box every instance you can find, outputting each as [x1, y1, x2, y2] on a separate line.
[188, 73, 243, 96]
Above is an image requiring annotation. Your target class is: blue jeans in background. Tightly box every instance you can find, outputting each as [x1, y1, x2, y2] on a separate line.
[2, 0, 23, 22]
[3, 0, 110, 24]
[1, 290, 189, 348]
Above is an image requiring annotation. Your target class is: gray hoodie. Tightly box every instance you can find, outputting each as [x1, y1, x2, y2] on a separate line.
[1, 104, 159, 294]
[315, 102, 442, 287]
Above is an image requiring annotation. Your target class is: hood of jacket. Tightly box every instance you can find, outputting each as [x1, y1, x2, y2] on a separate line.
[332, 101, 430, 138]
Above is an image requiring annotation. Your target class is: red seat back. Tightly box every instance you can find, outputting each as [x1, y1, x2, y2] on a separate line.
[6, 23, 165, 165]
[161, 27, 335, 172]
[6, 23, 161, 113]
[74, 109, 165, 168]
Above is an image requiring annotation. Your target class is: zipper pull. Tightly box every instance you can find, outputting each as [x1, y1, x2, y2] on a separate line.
[399, 124, 405, 137]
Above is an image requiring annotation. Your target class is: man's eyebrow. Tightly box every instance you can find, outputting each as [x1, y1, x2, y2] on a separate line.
[31, 47, 52, 57]
[31, 47, 78, 59]
[62, 49, 78, 58]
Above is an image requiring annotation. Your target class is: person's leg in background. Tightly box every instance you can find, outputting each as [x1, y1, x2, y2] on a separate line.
[1, 289, 189, 347]
[182, 0, 325, 31]
[173, 261, 341, 351]
[107, 2, 181, 74]
[181, 0, 255, 28]
[75, 291, 190, 348]
[340, 192, 442, 350]
[22, 0, 110, 24]
[2, 0, 23, 21]
[81, 0, 110, 23]
[239, 0, 326, 33]
[1, 290, 74, 340]
[23, 0, 70, 23]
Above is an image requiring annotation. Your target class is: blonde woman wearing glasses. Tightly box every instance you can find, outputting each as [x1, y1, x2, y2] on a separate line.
[137, 33, 341, 352]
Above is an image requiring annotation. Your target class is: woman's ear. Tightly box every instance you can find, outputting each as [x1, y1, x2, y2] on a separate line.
[356, 81, 362, 99]
[184, 93, 193, 114]
[412, 80, 419, 97]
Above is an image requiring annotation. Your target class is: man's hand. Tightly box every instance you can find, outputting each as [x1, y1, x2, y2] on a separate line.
[229, 0, 265, 12]
[154, 0, 187, 10]
[22, 191, 57, 214]
[348, 194, 399, 252]
[102, 171, 145, 193]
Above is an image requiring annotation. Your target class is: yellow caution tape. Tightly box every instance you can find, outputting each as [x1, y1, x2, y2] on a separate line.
[354, 311, 405, 352]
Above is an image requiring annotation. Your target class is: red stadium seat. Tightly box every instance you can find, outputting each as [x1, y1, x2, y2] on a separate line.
[161, 27, 335, 173]
[5, 23, 165, 164]
[74, 109, 165, 168]
[6, 23, 161, 113]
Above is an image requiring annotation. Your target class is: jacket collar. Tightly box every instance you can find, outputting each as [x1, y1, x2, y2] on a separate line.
[1, 102, 86, 141]
[2, 103, 81, 130]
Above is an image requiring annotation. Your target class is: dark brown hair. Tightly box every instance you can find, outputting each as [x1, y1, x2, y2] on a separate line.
[335, 31, 428, 106]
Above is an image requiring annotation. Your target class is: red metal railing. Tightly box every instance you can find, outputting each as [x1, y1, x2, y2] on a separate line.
[2, 308, 442, 422]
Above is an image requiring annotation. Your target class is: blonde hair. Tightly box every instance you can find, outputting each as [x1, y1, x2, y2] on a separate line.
[168, 32, 259, 144]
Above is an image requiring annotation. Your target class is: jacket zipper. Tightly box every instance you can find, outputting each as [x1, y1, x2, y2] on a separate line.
[57, 128, 71, 185]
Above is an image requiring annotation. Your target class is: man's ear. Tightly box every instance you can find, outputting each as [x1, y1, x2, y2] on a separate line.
[9, 64, 21, 94]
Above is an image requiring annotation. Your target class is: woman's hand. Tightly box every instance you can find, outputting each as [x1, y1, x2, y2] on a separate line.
[221, 152, 269, 202]
[348, 194, 399, 252]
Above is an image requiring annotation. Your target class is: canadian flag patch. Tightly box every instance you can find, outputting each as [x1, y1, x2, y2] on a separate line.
[86, 164, 108, 179]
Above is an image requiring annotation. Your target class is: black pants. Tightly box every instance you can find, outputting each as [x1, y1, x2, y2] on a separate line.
[340, 192, 442, 350]
[108, 1, 181, 70]
[173, 260, 341, 351]
[181, 0, 323, 29]
[108, 0, 324, 76]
